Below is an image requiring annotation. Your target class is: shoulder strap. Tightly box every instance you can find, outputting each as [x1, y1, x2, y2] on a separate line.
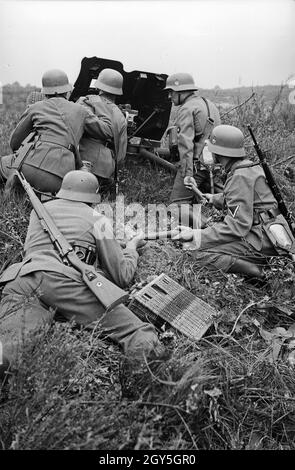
[228, 161, 260, 178]
[201, 96, 211, 120]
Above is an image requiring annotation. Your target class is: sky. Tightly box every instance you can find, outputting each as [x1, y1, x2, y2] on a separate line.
[0, 0, 294, 89]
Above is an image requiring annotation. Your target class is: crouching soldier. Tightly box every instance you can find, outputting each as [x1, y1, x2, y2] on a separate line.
[0, 170, 166, 381]
[77, 68, 127, 193]
[172, 124, 293, 278]
[5, 69, 113, 195]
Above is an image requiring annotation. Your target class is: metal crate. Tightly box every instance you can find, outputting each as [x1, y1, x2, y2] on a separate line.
[129, 273, 218, 341]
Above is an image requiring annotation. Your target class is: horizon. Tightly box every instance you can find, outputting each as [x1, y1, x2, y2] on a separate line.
[1, 80, 291, 91]
[0, 0, 294, 90]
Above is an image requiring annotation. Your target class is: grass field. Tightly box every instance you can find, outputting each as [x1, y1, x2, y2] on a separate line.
[0, 84, 295, 451]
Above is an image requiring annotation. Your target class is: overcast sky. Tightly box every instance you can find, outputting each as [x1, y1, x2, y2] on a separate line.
[0, 0, 294, 89]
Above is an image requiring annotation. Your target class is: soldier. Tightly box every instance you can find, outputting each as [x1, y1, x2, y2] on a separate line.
[172, 124, 284, 278]
[5, 69, 113, 195]
[0, 170, 166, 381]
[77, 68, 127, 192]
[0, 91, 45, 187]
[164, 73, 221, 228]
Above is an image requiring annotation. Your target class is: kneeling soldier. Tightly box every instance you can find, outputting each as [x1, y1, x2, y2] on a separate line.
[172, 124, 292, 278]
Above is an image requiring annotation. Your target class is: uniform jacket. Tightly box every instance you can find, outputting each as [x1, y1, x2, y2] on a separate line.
[175, 92, 221, 177]
[0, 199, 139, 289]
[77, 95, 127, 178]
[199, 159, 278, 251]
[9, 97, 113, 178]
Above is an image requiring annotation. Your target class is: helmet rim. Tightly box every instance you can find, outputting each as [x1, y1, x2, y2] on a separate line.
[55, 189, 101, 203]
[207, 141, 246, 158]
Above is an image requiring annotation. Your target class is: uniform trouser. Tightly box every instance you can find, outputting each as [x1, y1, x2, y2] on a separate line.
[0, 271, 163, 364]
[170, 169, 208, 229]
[21, 164, 63, 194]
[191, 235, 278, 272]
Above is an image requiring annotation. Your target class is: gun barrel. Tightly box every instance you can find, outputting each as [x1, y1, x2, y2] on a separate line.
[139, 148, 177, 173]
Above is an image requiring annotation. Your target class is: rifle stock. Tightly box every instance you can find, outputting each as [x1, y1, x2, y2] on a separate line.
[16, 171, 129, 312]
[11, 132, 37, 170]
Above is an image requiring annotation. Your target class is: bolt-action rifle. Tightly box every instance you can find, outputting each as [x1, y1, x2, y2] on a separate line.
[16, 171, 129, 312]
[247, 125, 295, 234]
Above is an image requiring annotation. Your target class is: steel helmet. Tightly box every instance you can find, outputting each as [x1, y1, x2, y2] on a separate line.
[164, 73, 198, 92]
[41, 69, 73, 95]
[94, 68, 123, 95]
[207, 125, 246, 158]
[56, 170, 101, 203]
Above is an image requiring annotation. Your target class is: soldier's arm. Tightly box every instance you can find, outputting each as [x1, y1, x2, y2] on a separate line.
[117, 120, 128, 163]
[9, 108, 34, 151]
[211, 192, 224, 209]
[83, 106, 113, 141]
[198, 171, 254, 249]
[177, 106, 195, 177]
[93, 215, 139, 288]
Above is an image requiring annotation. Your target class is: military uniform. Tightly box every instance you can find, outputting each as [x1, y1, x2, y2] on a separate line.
[77, 94, 127, 179]
[171, 91, 221, 203]
[191, 159, 279, 270]
[9, 97, 113, 193]
[0, 199, 162, 362]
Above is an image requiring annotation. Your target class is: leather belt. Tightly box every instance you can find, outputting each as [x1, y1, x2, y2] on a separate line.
[38, 135, 76, 153]
[95, 138, 115, 151]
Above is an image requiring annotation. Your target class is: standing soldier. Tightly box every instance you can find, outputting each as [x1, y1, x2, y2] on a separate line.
[77, 68, 127, 193]
[5, 69, 113, 194]
[164, 73, 221, 228]
[172, 125, 289, 279]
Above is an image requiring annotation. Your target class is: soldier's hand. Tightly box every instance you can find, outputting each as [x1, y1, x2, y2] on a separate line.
[126, 231, 147, 251]
[184, 176, 197, 190]
[171, 225, 194, 242]
[203, 193, 213, 204]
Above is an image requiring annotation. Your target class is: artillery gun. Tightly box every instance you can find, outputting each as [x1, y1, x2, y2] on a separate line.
[70, 57, 174, 170]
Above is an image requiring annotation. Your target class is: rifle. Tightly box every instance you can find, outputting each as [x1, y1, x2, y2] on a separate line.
[247, 125, 295, 234]
[11, 132, 37, 171]
[16, 171, 129, 312]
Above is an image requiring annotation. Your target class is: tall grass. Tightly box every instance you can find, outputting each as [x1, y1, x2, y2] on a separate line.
[0, 85, 295, 450]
